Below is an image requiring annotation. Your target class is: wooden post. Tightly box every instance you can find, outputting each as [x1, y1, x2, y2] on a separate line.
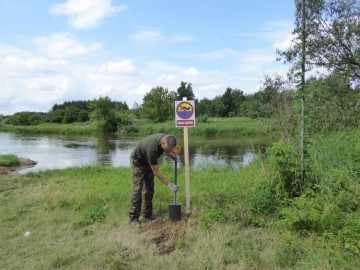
[182, 97, 191, 215]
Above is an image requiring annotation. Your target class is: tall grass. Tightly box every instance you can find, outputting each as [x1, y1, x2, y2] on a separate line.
[0, 117, 270, 137]
[136, 117, 271, 137]
[0, 122, 99, 135]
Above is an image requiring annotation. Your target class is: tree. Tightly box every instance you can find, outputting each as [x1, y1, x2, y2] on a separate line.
[89, 96, 117, 132]
[260, 74, 297, 141]
[141, 87, 176, 122]
[8, 112, 45, 125]
[196, 98, 213, 116]
[221, 87, 245, 117]
[277, 0, 360, 85]
[306, 72, 360, 132]
[176, 81, 195, 100]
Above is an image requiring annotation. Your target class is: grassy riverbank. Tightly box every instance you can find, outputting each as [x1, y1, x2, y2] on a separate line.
[1, 128, 359, 269]
[1, 119, 359, 269]
[0, 117, 271, 137]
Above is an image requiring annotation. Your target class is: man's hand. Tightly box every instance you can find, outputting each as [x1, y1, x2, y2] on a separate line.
[167, 182, 179, 193]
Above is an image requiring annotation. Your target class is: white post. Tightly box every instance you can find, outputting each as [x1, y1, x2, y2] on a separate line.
[182, 97, 191, 215]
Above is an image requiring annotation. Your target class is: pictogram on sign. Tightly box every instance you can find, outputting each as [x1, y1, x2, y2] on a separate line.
[176, 101, 194, 119]
[175, 100, 195, 127]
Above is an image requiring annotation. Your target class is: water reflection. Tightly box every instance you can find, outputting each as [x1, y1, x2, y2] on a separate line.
[0, 132, 271, 174]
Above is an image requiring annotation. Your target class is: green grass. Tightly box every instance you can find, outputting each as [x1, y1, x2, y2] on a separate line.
[0, 117, 271, 137]
[135, 117, 271, 137]
[0, 122, 99, 135]
[1, 161, 358, 269]
[0, 154, 20, 166]
[1, 122, 358, 269]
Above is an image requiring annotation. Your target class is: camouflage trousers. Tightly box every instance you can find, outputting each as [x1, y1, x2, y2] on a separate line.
[129, 158, 154, 221]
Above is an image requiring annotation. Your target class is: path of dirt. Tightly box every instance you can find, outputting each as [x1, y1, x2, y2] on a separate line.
[140, 216, 198, 255]
[0, 158, 37, 175]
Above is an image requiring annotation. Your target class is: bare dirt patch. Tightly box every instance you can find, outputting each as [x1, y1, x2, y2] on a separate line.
[140, 216, 198, 255]
[0, 158, 37, 175]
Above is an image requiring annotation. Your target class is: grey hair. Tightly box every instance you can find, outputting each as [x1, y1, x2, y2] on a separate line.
[163, 134, 177, 147]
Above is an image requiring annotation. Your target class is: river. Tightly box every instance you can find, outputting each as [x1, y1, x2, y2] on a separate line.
[0, 132, 271, 174]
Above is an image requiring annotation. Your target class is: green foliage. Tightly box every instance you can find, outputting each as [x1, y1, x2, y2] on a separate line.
[275, 232, 305, 268]
[279, 196, 322, 232]
[306, 73, 360, 133]
[339, 212, 360, 254]
[1, 136, 360, 269]
[267, 141, 303, 200]
[199, 207, 225, 229]
[73, 199, 107, 228]
[8, 111, 46, 125]
[141, 86, 176, 122]
[220, 87, 245, 117]
[0, 154, 20, 166]
[259, 74, 297, 141]
[176, 81, 194, 100]
[0, 122, 99, 135]
[196, 114, 209, 123]
[62, 107, 89, 123]
[279, 0, 360, 85]
[271, 131, 360, 255]
[89, 96, 117, 132]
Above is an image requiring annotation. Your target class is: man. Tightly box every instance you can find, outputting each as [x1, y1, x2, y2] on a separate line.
[129, 133, 179, 227]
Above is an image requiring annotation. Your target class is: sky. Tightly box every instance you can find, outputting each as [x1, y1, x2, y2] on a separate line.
[0, 0, 296, 115]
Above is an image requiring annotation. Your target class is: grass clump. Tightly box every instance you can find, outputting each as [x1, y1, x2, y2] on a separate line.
[0, 154, 20, 167]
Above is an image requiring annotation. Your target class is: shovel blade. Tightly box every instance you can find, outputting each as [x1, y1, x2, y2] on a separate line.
[168, 204, 181, 221]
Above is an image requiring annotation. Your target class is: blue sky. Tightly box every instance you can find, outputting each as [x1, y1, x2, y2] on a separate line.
[0, 0, 295, 115]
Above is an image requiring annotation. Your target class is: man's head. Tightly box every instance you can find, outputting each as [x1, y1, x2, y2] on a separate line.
[161, 134, 177, 152]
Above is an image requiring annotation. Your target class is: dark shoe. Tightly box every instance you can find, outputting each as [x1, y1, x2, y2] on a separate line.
[129, 219, 140, 228]
[143, 215, 157, 222]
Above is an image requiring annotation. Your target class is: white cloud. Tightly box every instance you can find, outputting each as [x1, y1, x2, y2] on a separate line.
[99, 60, 136, 74]
[0, 30, 291, 115]
[200, 49, 240, 60]
[273, 33, 296, 51]
[49, 0, 127, 29]
[34, 32, 102, 58]
[181, 67, 199, 76]
[130, 28, 165, 44]
[169, 33, 195, 43]
[130, 28, 194, 45]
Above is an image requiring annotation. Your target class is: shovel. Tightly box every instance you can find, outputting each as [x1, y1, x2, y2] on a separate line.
[169, 146, 182, 221]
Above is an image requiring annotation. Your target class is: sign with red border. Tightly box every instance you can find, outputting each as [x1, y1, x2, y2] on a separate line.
[175, 100, 195, 127]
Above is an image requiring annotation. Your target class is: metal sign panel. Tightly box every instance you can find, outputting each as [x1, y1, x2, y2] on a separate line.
[175, 100, 195, 127]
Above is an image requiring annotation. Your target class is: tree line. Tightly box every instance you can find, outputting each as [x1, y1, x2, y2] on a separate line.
[1, 72, 358, 136]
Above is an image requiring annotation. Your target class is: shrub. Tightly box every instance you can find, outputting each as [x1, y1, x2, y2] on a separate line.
[267, 141, 303, 200]
[197, 114, 209, 123]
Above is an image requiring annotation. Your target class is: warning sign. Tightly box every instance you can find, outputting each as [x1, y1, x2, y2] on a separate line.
[175, 100, 195, 127]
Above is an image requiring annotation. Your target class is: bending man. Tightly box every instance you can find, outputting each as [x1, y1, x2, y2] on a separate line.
[129, 133, 178, 227]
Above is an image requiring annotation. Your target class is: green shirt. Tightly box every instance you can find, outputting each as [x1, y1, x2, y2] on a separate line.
[130, 133, 167, 165]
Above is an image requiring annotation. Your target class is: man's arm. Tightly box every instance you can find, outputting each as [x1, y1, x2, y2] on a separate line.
[150, 164, 178, 193]
[150, 164, 169, 185]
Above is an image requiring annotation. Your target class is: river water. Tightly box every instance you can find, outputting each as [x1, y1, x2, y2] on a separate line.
[0, 132, 271, 174]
